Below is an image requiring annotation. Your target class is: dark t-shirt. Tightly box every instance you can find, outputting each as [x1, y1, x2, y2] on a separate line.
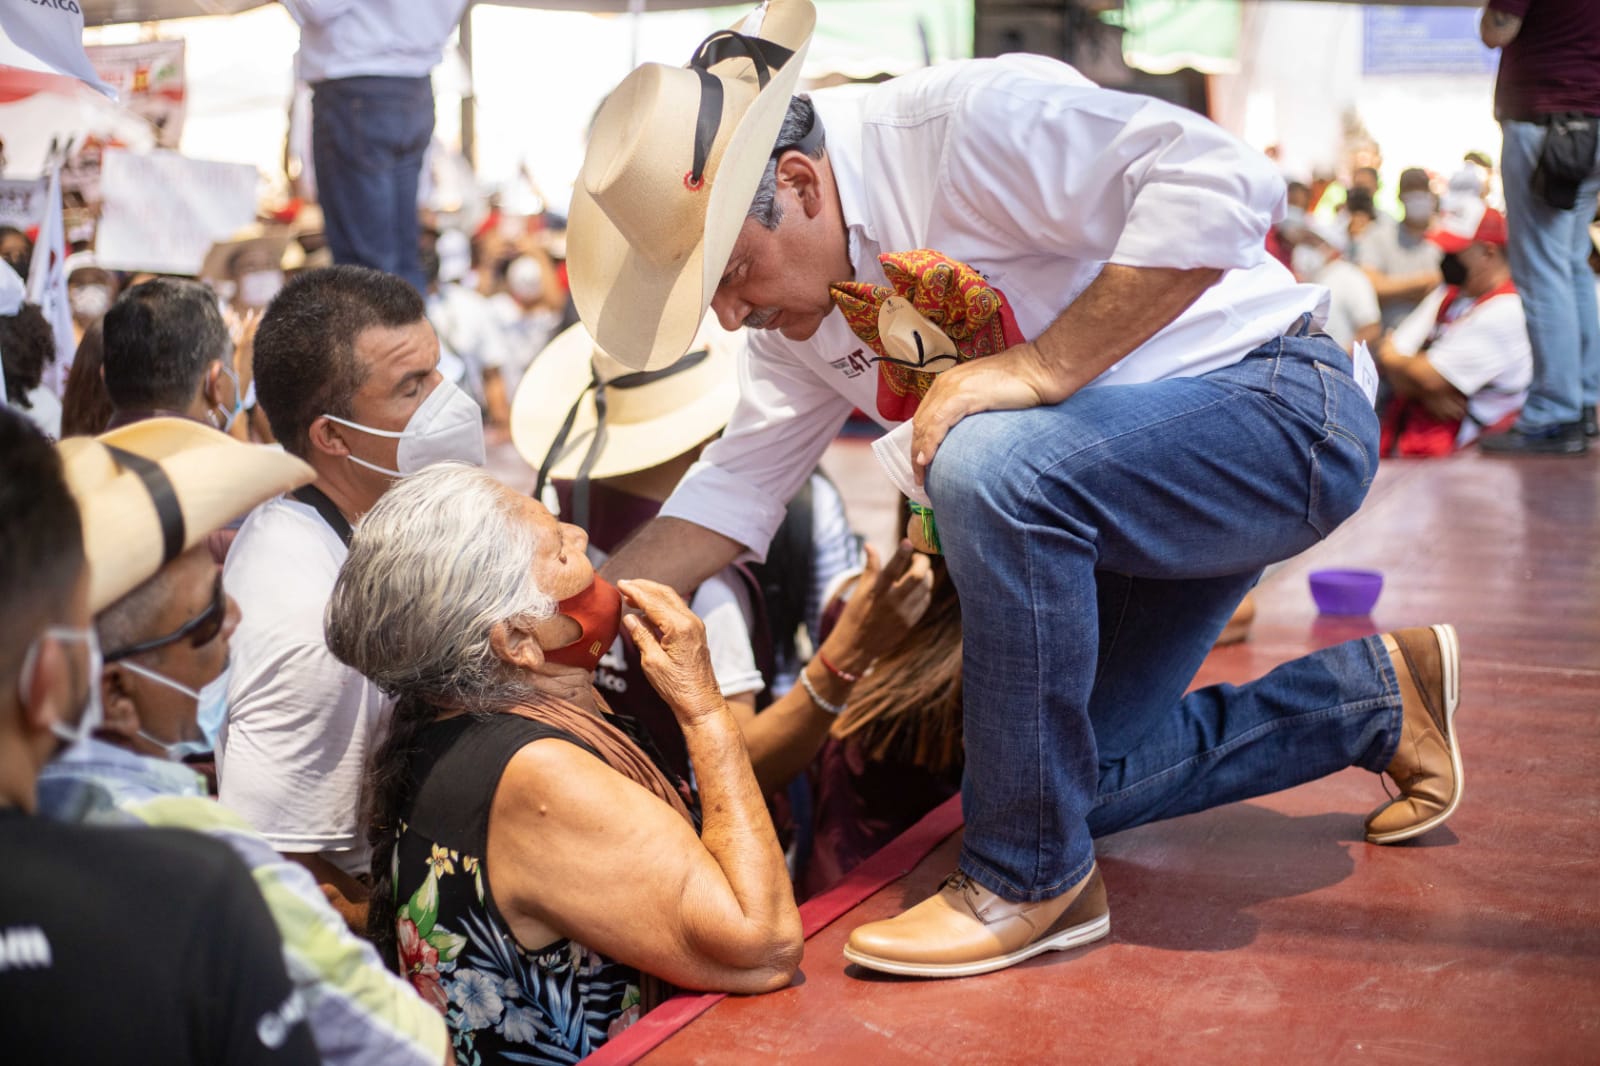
[1491, 0, 1600, 119]
[0, 809, 320, 1065]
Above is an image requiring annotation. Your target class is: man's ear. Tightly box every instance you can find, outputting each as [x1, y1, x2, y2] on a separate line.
[308, 415, 351, 459]
[98, 664, 143, 742]
[778, 151, 826, 219]
[490, 619, 545, 673]
[202, 360, 226, 407]
[18, 638, 73, 740]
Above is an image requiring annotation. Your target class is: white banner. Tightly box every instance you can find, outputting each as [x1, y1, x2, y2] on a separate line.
[0, 177, 51, 232]
[0, 1, 115, 97]
[86, 40, 186, 150]
[95, 148, 256, 276]
[24, 165, 74, 395]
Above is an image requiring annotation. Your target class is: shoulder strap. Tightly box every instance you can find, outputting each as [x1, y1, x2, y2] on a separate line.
[290, 485, 354, 548]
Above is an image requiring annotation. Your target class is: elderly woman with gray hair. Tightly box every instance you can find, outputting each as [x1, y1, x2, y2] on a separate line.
[326, 463, 920, 1063]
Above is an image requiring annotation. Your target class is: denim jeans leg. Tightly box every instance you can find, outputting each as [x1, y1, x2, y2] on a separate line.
[928, 333, 1383, 903]
[1090, 635, 1401, 836]
[312, 76, 435, 293]
[1500, 120, 1600, 429]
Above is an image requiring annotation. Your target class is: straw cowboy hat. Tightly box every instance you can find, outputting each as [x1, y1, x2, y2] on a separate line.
[199, 224, 295, 281]
[568, 0, 815, 372]
[510, 313, 744, 494]
[57, 418, 313, 613]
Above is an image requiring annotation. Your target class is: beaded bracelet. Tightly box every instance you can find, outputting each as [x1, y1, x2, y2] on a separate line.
[799, 667, 846, 716]
[817, 651, 860, 684]
[908, 501, 941, 553]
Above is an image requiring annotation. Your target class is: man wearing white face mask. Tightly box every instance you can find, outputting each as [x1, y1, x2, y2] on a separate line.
[36, 417, 453, 1066]
[0, 409, 320, 1064]
[222, 265, 485, 928]
[102, 278, 252, 440]
[1356, 167, 1446, 330]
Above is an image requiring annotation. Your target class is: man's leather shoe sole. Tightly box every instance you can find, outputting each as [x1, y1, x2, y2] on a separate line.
[1367, 623, 1463, 844]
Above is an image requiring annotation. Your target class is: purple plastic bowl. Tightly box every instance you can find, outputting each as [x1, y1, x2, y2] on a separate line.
[1308, 569, 1384, 615]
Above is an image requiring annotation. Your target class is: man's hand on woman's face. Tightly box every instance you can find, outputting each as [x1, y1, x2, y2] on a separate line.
[618, 579, 726, 724]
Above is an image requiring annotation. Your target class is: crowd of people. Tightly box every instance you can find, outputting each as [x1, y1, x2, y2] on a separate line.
[2, 0, 1595, 1062]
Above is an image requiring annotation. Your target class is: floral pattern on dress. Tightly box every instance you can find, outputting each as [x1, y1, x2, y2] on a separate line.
[394, 825, 641, 1065]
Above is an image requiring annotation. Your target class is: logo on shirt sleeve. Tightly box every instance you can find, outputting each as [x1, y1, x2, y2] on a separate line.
[827, 348, 872, 379]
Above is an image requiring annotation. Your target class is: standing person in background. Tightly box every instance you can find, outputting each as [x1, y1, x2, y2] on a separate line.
[1479, 0, 1600, 454]
[1357, 168, 1444, 330]
[282, 0, 469, 295]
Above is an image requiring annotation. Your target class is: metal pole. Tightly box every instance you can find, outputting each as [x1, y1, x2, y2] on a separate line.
[460, 2, 477, 170]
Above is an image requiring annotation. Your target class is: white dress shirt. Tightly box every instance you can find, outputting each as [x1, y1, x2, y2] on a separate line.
[283, 0, 469, 82]
[661, 55, 1328, 559]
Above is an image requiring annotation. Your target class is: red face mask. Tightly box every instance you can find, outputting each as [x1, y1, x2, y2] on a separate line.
[543, 575, 623, 671]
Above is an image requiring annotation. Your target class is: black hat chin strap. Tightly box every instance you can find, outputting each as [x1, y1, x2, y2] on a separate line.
[533, 347, 713, 531]
[685, 29, 799, 188]
[105, 445, 186, 566]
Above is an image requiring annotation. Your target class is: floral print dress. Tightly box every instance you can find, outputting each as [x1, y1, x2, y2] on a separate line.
[394, 712, 691, 1065]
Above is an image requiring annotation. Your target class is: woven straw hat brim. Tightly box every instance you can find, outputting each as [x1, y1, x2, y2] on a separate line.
[58, 419, 314, 613]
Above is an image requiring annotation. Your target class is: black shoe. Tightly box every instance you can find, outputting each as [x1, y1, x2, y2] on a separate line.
[1584, 405, 1598, 439]
[1479, 422, 1588, 455]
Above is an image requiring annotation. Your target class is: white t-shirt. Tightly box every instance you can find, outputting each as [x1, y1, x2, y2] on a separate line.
[1390, 285, 1532, 446]
[661, 55, 1326, 558]
[218, 494, 391, 879]
[1313, 258, 1381, 352]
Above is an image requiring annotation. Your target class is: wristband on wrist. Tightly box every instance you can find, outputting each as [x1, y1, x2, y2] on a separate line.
[817, 651, 860, 684]
[799, 667, 846, 716]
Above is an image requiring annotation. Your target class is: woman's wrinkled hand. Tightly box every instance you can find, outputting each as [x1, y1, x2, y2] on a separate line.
[824, 542, 936, 670]
[618, 579, 725, 725]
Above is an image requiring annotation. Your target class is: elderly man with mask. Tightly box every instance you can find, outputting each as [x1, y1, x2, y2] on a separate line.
[35, 418, 451, 1066]
[0, 408, 318, 1063]
[572, 1, 1466, 978]
[220, 264, 485, 925]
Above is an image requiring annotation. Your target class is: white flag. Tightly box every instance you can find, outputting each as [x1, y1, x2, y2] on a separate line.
[0, 3, 115, 98]
[25, 164, 75, 397]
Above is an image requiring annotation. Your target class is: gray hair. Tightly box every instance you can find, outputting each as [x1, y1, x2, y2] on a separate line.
[325, 463, 557, 709]
[746, 95, 825, 231]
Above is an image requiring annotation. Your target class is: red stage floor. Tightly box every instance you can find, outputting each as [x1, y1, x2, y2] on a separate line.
[598, 451, 1600, 1065]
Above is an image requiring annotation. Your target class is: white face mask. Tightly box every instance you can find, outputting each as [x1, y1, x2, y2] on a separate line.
[119, 658, 229, 759]
[1292, 244, 1330, 279]
[70, 284, 112, 322]
[18, 626, 104, 749]
[1401, 192, 1434, 223]
[237, 269, 284, 309]
[323, 379, 486, 479]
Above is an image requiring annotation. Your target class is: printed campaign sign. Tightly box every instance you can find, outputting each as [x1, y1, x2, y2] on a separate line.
[87, 40, 186, 149]
[95, 148, 256, 276]
[0, 177, 51, 231]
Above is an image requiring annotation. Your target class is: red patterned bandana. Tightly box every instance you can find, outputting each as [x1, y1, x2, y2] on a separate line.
[830, 250, 1025, 422]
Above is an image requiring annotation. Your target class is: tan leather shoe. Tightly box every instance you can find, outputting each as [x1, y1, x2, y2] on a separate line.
[1366, 624, 1463, 844]
[843, 864, 1109, 978]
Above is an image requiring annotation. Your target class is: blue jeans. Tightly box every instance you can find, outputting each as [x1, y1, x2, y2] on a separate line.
[312, 75, 435, 294]
[1500, 119, 1600, 430]
[926, 326, 1400, 902]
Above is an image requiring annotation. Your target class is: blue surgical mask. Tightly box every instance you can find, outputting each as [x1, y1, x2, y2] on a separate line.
[119, 659, 229, 759]
[214, 362, 244, 432]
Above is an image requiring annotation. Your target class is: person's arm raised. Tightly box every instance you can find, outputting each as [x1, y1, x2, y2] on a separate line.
[599, 516, 744, 598]
[487, 579, 802, 994]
